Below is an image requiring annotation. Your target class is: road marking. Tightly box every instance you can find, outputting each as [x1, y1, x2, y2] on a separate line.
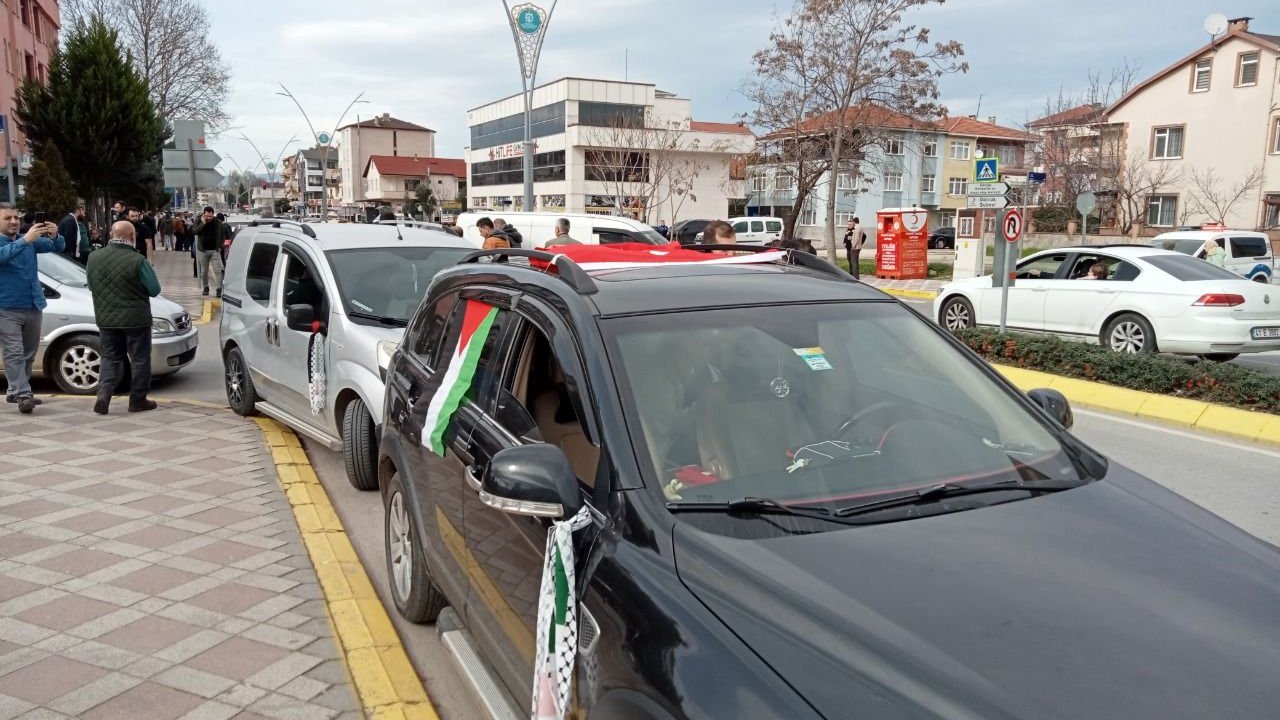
[255, 417, 440, 720]
[195, 298, 221, 325]
[1077, 408, 1280, 460]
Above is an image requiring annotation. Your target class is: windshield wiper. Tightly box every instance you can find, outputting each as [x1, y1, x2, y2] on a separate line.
[347, 310, 407, 327]
[668, 497, 868, 525]
[833, 479, 1083, 518]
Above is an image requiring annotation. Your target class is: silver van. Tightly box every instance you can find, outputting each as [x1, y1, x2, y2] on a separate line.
[218, 219, 479, 489]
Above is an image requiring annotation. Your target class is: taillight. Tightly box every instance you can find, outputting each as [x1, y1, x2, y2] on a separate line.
[1192, 293, 1245, 307]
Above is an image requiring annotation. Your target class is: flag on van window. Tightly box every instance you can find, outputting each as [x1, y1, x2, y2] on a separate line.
[421, 300, 498, 455]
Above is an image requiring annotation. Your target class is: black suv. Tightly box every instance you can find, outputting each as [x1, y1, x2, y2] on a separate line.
[379, 246, 1280, 719]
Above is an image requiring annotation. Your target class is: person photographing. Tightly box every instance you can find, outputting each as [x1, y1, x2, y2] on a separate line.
[0, 205, 62, 413]
[193, 206, 225, 297]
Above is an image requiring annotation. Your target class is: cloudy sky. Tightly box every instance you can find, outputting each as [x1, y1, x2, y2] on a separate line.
[206, 0, 1274, 177]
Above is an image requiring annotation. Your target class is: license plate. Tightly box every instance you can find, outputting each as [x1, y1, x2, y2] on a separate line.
[1251, 327, 1280, 339]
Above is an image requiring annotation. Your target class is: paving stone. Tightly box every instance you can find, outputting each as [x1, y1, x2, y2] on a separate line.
[274, 676, 326, 703]
[32, 548, 129, 577]
[60, 641, 142, 671]
[13, 595, 118, 633]
[0, 696, 36, 720]
[80, 681, 204, 720]
[0, 649, 47, 679]
[246, 692, 338, 720]
[239, 625, 312, 652]
[186, 583, 278, 616]
[114, 525, 198, 550]
[13, 708, 70, 720]
[121, 495, 188, 514]
[119, 656, 172, 680]
[155, 629, 231, 664]
[186, 637, 290, 682]
[176, 700, 240, 720]
[65, 607, 148, 641]
[214, 684, 268, 709]
[0, 656, 109, 705]
[45, 672, 141, 717]
[96, 616, 203, 656]
[153, 666, 237, 699]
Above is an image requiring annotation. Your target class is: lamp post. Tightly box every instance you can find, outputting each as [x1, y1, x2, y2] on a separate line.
[277, 85, 368, 221]
[239, 134, 298, 214]
[502, 1, 557, 213]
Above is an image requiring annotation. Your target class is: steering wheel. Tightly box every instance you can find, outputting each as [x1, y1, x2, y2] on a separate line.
[830, 400, 904, 441]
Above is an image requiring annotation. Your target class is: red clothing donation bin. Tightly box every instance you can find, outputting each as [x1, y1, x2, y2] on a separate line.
[874, 207, 929, 280]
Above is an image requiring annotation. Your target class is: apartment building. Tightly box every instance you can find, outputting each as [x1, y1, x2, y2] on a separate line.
[363, 155, 466, 215]
[937, 116, 1033, 239]
[337, 114, 435, 211]
[1107, 16, 1280, 234]
[1, 0, 59, 201]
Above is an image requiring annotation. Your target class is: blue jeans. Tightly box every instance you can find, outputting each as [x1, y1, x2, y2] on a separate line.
[98, 327, 152, 403]
[0, 308, 41, 398]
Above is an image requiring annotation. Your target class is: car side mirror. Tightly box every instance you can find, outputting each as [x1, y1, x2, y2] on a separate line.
[285, 303, 316, 332]
[1028, 388, 1073, 430]
[480, 444, 582, 519]
[42, 284, 60, 299]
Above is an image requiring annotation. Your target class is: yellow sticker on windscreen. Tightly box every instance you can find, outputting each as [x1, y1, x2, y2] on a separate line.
[793, 347, 833, 371]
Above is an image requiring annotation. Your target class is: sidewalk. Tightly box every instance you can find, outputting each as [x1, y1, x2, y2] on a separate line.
[862, 277, 944, 299]
[152, 247, 210, 319]
[0, 399, 360, 720]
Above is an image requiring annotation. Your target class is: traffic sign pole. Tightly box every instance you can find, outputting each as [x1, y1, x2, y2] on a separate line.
[997, 208, 1024, 335]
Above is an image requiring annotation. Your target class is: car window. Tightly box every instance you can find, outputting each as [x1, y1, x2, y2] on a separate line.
[464, 307, 517, 411]
[1015, 253, 1069, 280]
[1230, 236, 1269, 258]
[246, 243, 279, 305]
[596, 230, 632, 245]
[282, 250, 326, 315]
[1151, 238, 1207, 256]
[733, 221, 749, 233]
[602, 302, 1085, 519]
[325, 246, 472, 325]
[1112, 261, 1141, 281]
[765, 220, 783, 233]
[1140, 254, 1242, 281]
[750, 221, 765, 233]
[410, 293, 458, 367]
[37, 253, 88, 288]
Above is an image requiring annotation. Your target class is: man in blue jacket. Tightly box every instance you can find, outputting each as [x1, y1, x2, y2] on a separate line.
[0, 203, 64, 413]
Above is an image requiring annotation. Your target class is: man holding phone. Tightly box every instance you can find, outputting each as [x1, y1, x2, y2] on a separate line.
[0, 204, 63, 414]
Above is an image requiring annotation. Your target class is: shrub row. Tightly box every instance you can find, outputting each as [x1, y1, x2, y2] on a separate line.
[954, 327, 1280, 415]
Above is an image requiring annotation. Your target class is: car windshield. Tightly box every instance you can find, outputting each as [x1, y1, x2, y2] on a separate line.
[1140, 254, 1242, 281]
[603, 302, 1087, 517]
[326, 246, 472, 324]
[37, 252, 89, 288]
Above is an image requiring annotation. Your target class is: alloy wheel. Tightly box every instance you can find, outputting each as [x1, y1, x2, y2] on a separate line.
[60, 345, 101, 391]
[226, 354, 244, 407]
[1110, 321, 1145, 353]
[388, 492, 413, 601]
[944, 302, 970, 330]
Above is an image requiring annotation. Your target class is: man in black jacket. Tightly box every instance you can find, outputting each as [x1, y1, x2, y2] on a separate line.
[192, 206, 224, 297]
[493, 217, 522, 247]
[57, 200, 87, 264]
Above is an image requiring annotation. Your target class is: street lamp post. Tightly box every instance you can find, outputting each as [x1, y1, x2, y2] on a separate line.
[239, 134, 298, 214]
[502, 1, 557, 213]
[277, 85, 368, 221]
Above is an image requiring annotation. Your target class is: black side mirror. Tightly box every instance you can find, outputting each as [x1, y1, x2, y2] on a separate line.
[285, 303, 316, 332]
[1028, 388, 1073, 430]
[480, 444, 582, 519]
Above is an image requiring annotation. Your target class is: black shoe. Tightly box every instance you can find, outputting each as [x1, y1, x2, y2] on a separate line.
[127, 399, 158, 413]
[18, 396, 36, 414]
[201, 288, 210, 296]
[93, 396, 110, 415]
[216, 289, 222, 298]
[6, 395, 42, 405]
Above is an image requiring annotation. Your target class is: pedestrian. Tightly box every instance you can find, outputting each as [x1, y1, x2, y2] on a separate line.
[158, 213, 174, 251]
[544, 217, 581, 248]
[58, 200, 88, 264]
[493, 217, 523, 247]
[89, 226, 105, 252]
[143, 211, 158, 247]
[109, 201, 127, 226]
[126, 207, 155, 261]
[216, 213, 233, 266]
[700, 220, 737, 244]
[378, 206, 396, 221]
[844, 216, 866, 279]
[476, 217, 511, 250]
[85, 220, 160, 414]
[193, 206, 225, 297]
[0, 205, 63, 414]
[655, 219, 670, 239]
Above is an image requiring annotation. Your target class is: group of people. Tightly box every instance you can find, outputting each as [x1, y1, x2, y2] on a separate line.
[1, 203, 163, 415]
[476, 216, 582, 250]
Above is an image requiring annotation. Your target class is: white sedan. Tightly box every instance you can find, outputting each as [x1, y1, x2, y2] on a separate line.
[934, 245, 1280, 361]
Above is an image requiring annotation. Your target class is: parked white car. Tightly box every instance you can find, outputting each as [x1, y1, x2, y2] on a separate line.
[455, 211, 666, 248]
[934, 245, 1280, 361]
[694, 216, 786, 245]
[1149, 229, 1275, 284]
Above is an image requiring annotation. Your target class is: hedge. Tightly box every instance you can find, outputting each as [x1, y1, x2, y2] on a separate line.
[954, 327, 1280, 415]
[835, 258, 953, 280]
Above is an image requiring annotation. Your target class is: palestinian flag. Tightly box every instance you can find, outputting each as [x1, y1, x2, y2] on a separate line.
[532, 506, 591, 719]
[420, 299, 498, 456]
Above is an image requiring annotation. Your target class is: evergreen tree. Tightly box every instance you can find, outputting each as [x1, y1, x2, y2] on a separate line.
[20, 142, 79, 215]
[15, 18, 166, 216]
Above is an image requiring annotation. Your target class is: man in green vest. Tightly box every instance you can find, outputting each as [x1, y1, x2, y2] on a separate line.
[85, 220, 162, 415]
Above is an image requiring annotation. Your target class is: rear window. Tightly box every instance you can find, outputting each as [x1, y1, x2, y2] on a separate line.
[1231, 236, 1270, 258]
[1140, 254, 1242, 281]
[1151, 238, 1209, 256]
[765, 220, 783, 232]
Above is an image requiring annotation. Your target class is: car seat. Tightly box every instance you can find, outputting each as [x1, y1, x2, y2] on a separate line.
[531, 363, 600, 484]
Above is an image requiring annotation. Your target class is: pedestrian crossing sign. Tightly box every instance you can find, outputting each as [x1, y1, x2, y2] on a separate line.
[974, 157, 999, 183]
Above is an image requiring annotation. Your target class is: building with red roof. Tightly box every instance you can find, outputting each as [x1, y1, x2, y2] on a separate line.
[364, 155, 468, 216]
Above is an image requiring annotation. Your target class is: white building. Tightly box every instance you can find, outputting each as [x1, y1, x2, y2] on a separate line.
[337, 114, 436, 210]
[1107, 16, 1280, 234]
[465, 77, 755, 222]
[364, 156, 466, 216]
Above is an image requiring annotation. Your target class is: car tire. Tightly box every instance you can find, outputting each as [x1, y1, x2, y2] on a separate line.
[342, 398, 379, 491]
[932, 238, 944, 249]
[1200, 353, 1239, 362]
[50, 333, 103, 395]
[384, 471, 447, 623]
[939, 296, 975, 331]
[224, 346, 258, 416]
[1250, 274, 1269, 284]
[1102, 313, 1157, 354]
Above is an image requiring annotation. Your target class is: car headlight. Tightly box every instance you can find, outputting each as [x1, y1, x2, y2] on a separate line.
[377, 340, 399, 371]
[151, 317, 177, 336]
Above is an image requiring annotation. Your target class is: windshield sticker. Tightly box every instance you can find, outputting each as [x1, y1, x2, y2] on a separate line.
[351, 300, 373, 312]
[793, 347, 833, 371]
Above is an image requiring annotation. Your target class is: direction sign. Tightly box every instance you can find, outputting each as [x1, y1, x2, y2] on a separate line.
[162, 148, 222, 171]
[966, 182, 1010, 197]
[1028, 171, 1047, 185]
[966, 195, 1010, 210]
[1001, 208, 1024, 243]
[1076, 191, 1096, 216]
[162, 168, 224, 188]
[974, 157, 999, 183]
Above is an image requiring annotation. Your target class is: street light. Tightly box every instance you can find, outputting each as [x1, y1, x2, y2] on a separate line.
[502, 0, 557, 213]
[239, 134, 298, 214]
[276, 85, 369, 220]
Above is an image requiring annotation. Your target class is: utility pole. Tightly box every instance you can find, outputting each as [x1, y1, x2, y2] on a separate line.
[502, 1, 557, 213]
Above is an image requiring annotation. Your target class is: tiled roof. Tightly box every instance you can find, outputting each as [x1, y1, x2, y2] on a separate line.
[365, 155, 466, 178]
[760, 105, 938, 141]
[942, 116, 1030, 141]
[339, 115, 434, 133]
[690, 121, 754, 135]
[1028, 104, 1105, 129]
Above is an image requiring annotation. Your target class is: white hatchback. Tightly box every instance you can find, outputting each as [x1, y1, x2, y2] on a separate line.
[935, 245, 1280, 361]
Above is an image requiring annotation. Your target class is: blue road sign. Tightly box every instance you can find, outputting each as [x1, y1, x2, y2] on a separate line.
[974, 157, 999, 183]
[1028, 171, 1047, 185]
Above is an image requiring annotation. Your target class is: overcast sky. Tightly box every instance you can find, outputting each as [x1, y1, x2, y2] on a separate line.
[205, 0, 1274, 178]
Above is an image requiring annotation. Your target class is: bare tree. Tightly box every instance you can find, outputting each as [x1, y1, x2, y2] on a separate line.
[64, 0, 232, 126]
[580, 111, 727, 225]
[1108, 150, 1183, 236]
[1186, 165, 1265, 227]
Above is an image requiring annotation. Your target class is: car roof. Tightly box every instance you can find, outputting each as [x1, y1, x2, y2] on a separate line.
[242, 221, 478, 252]
[1151, 230, 1269, 240]
[1032, 245, 1184, 261]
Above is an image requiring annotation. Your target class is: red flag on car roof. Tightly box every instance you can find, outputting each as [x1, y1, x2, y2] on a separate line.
[533, 242, 786, 270]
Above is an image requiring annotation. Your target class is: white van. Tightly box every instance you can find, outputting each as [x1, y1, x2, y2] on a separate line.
[455, 211, 667, 248]
[1149, 229, 1275, 283]
[693, 216, 786, 245]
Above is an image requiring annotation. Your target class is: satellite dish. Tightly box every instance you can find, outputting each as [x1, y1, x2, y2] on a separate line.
[1204, 13, 1228, 37]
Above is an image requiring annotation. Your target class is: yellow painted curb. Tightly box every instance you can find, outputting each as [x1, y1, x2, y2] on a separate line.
[195, 298, 221, 325]
[253, 417, 440, 720]
[992, 363, 1279, 446]
[880, 288, 939, 300]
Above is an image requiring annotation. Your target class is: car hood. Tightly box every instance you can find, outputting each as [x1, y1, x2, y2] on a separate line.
[151, 294, 185, 317]
[47, 282, 187, 320]
[673, 467, 1280, 720]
